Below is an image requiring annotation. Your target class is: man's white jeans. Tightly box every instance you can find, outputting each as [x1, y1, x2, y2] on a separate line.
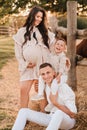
[12, 108, 75, 130]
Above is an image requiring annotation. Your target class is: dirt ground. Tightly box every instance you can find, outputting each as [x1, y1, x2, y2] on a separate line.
[0, 58, 87, 130]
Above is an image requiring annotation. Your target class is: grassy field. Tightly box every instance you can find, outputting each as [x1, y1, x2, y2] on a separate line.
[0, 36, 15, 78]
[0, 36, 16, 130]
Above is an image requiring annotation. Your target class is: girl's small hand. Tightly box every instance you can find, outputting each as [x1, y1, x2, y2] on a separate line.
[56, 75, 61, 83]
[27, 62, 36, 68]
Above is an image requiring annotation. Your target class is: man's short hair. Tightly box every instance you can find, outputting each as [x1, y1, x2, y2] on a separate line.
[39, 62, 53, 70]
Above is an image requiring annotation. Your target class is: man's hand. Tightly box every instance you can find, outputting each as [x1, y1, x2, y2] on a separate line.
[27, 62, 36, 68]
[69, 111, 76, 118]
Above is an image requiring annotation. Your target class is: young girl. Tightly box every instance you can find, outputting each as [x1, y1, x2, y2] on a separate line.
[31, 38, 71, 111]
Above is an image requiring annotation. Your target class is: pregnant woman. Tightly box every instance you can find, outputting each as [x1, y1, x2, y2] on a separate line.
[13, 6, 55, 108]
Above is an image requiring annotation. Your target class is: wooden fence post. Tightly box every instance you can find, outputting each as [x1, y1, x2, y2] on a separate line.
[67, 1, 77, 90]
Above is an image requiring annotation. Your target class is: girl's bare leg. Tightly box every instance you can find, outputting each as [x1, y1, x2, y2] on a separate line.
[34, 80, 48, 112]
[20, 80, 34, 108]
[33, 79, 38, 92]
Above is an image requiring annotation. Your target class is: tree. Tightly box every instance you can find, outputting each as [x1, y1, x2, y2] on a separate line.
[29, 0, 67, 12]
[78, 0, 87, 12]
[0, 0, 29, 17]
[27, 0, 87, 13]
[0, 0, 87, 18]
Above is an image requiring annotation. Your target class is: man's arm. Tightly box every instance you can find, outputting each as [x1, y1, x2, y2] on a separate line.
[50, 92, 76, 118]
[39, 98, 48, 113]
[39, 91, 48, 112]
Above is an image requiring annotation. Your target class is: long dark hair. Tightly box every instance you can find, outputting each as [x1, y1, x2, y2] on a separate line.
[23, 6, 49, 48]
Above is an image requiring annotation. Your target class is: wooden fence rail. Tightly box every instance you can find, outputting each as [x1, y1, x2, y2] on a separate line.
[0, 26, 16, 36]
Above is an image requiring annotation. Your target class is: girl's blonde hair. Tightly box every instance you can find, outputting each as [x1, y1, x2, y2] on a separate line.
[55, 37, 67, 45]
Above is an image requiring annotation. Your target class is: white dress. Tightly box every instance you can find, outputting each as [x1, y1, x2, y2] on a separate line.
[13, 26, 55, 81]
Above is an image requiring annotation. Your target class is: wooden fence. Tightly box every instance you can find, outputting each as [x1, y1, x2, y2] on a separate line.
[0, 26, 16, 36]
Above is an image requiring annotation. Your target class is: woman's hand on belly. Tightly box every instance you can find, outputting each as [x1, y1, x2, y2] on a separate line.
[27, 62, 36, 68]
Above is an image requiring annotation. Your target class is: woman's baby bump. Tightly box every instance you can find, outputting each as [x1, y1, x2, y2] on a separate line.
[23, 44, 42, 64]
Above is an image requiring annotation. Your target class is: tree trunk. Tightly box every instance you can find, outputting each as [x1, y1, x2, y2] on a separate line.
[67, 1, 77, 91]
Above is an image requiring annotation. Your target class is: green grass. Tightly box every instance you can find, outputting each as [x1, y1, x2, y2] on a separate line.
[58, 16, 87, 29]
[0, 110, 14, 130]
[0, 112, 7, 121]
[0, 126, 12, 130]
[0, 36, 15, 72]
[0, 36, 17, 130]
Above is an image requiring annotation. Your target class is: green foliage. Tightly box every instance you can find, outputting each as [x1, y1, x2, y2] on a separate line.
[77, 17, 87, 29]
[27, 0, 87, 13]
[0, 110, 14, 130]
[0, 128, 11, 130]
[29, 0, 68, 12]
[58, 17, 67, 28]
[0, 0, 29, 18]
[58, 16, 87, 29]
[0, 112, 7, 121]
[0, 0, 16, 17]
[78, 0, 87, 7]
[0, 0, 87, 18]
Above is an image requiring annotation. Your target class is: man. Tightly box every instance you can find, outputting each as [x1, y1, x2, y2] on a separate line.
[12, 63, 77, 130]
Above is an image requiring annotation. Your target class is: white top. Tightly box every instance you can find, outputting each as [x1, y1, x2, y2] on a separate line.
[45, 79, 77, 113]
[13, 27, 55, 81]
[49, 52, 70, 75]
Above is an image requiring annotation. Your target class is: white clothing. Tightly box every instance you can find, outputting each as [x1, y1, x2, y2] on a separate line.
[13, 27, 55, 81]
[12, 108, 75, 130]
[49, 52, 70, 74]
[12, 82, 77, 130]
[45, 79, 77, 114]
[37, 52, 70, 96]
[38, 76, 46, 95]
